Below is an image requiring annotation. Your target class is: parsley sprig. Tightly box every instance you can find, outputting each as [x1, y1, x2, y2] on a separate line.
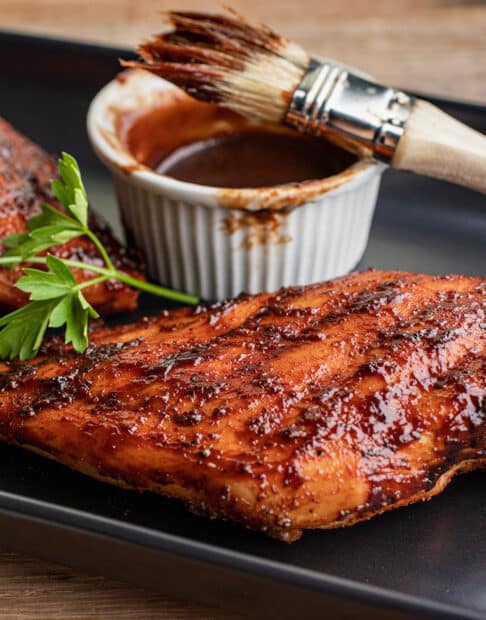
[0, 152, 198, 360]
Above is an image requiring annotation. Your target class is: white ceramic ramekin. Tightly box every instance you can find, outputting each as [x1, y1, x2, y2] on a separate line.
[87, 70, 385, 299]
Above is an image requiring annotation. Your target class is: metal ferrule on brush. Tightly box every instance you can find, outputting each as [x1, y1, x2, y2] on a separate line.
[286, 59, 415, 161]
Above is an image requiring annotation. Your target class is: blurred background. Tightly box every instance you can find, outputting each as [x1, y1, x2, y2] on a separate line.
[0, 0, 485, 103]
[0, 2, 485, 620]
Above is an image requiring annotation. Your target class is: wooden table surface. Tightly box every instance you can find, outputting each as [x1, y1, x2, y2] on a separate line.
[0, 1, 485, 618]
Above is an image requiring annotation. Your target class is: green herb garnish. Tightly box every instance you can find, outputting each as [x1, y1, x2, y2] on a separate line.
[0, 152, 198, 360]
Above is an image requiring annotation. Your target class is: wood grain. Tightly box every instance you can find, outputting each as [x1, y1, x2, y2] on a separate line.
[0, 1, 485, 618]
[0, 549, 244, 620]
[0, 0, 485, 102]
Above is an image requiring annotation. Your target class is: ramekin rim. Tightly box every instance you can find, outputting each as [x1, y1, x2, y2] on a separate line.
[87, 70, 386, 211]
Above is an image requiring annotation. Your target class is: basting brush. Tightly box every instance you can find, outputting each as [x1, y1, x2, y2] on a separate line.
[123, 10, 486, 194]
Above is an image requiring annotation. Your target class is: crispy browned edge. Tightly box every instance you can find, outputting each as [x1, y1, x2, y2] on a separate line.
[4, 433, 485, 542]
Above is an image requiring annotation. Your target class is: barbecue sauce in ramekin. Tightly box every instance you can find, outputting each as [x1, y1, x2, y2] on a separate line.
[117, 93, 357, 188]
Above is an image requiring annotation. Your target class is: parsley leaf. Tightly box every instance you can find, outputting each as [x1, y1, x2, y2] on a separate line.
[0, 300, 57, 360]
[3, 222, 82, 262]
[28, 202, 83, 232]
[52, 152, 89, 227]
[16, 254, 78, 300]
[0, 255, 100, 359]
[2, 155, 88, 263]
[49, 289, 99, 353]
[0, 152, 198, 360]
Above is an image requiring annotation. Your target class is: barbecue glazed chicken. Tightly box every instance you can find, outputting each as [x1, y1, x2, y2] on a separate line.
[0, 116, 144, 314]
[0, 270, 484, 540]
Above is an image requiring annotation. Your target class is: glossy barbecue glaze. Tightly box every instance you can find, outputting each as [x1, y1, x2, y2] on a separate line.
[0, 116, 144, 314]
[0, 270, 485, 541]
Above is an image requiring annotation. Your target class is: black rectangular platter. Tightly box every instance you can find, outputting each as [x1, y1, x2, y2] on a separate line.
[0, 31, 485, 620]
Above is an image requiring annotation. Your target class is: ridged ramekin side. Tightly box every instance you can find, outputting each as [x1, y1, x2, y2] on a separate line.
[114, 170, 382, 299]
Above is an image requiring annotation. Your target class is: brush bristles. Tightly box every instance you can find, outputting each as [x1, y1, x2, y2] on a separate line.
[222, 55, 304, 123]
[122, 10, 310, 124]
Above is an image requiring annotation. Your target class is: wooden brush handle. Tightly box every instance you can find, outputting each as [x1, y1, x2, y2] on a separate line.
[392, 99, 486, 194]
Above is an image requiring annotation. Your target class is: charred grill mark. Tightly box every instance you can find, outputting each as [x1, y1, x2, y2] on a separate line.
[20, 275, 456, 435]
[227, 284, 486, 493]
[174, 410, 204, 426]
[118, 280, 478, 456]
[341, 352, 486, 521]
[147, 346, 213, 378]
[0, 271, 484, 538]
[0, 363, 40, 391]
[0, 341, 141, 424]
[94, 277, 404, 423]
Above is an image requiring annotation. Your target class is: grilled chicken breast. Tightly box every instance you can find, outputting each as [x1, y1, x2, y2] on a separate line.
[0, 270, 484, 541]
[0, 116, 144, 314]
